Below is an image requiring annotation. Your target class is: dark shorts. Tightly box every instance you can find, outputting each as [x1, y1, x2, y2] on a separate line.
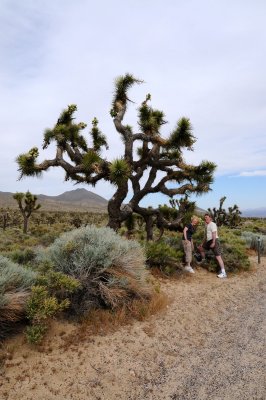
[202, 239, 221, 256]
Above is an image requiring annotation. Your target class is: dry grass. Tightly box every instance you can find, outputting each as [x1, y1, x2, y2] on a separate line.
[0, 292, 29, 324]
[0, 291, 31, 341]
[60, 291, 169, 348]
[97, 266, 153, 309]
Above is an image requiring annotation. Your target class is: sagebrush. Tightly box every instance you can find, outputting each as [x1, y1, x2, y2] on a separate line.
[35, 225, 152, 315]
[0, 255, 36, 340]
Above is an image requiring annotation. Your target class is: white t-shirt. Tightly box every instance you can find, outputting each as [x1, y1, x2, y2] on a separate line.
[206, 221, 219, 241]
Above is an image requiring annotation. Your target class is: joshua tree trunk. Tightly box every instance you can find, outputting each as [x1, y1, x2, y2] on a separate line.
[23, 215, 29, 234]
[144, 215, 154, 241]
[106, 182, 131, 231]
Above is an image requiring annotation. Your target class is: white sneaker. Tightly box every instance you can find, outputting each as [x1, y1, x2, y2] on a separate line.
[217, 271, 227, 278]
[184, 266, 195, 273]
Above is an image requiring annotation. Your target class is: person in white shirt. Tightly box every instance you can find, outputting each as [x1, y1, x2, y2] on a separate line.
[198, 213, 227, 278]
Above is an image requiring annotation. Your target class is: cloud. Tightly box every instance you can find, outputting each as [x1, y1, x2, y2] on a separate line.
[1, 0, 266, 210]
[232, 170, 266, 177]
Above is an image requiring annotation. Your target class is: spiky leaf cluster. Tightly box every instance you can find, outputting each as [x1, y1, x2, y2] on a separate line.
[138, 102, 166, 135]
[109, 158, 131, 186]
[82, 150, 101, 173]
[167, 118, 195, 150]
[90, 118, 108, 152]
[43, 104, 88, 151]
[16, 147, 41, 179]
[111, 73, 142, 115]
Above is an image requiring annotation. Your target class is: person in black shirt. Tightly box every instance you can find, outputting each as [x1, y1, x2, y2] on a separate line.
[182, 216, 200, 273]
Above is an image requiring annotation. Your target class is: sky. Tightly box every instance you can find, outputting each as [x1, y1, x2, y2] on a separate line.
[0, 0, 265, 213]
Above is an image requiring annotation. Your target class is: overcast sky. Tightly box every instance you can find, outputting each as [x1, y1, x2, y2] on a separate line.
[0, 0, 265, 212]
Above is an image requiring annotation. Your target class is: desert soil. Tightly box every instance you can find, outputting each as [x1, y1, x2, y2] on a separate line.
[0, 256, 265, 400]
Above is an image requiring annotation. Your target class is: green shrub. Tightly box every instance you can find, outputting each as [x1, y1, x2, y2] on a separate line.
[7, 248, 36, 265]
[25, 324, 48, 344]
[145, 239, 183, 275]
[35, 226, 152, 315]
[25, 268, 81, 344]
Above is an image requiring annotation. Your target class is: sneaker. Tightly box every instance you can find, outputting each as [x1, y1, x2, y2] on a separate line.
[217, 271, 227, 278]
[184, 266, 195, 273]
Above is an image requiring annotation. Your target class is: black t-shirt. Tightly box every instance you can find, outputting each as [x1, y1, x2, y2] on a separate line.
[182, 223, 195, 241]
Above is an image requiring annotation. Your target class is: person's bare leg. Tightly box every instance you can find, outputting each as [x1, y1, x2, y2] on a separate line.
[216, 255, 225, 271]
[216, 255, 227, 278]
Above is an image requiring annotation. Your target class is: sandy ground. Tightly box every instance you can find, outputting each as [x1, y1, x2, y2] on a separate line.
[0, 256, 265, 400]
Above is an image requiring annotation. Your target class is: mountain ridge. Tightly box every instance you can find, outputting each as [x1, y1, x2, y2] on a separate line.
[0, 188, 108, 212]
[0, 189, 265, 217]
[38, 188, 108, 204]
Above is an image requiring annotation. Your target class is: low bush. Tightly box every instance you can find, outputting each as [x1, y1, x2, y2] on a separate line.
[241, 231, 266, 256]
[7, 248, 36, 265]
[0, 256, 36, 340]
[242, 218, 266, 235]
[25, 269, 80, 344]
[35, 225, 152, 316]
[145, 238, 183, 275]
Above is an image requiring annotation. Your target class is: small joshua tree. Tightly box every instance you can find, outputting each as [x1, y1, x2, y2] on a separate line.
[208, 196, 242, 227]
[1, 208, 9, 231]
[13, 191, 41, 233]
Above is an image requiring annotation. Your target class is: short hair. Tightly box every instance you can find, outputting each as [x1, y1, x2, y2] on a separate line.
[191, 215, 199, 223]
[204, 213, 211, 218]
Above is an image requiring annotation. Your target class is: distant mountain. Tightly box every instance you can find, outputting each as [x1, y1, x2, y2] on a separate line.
[241, 208, 266, 218]
[38, 188, 107, 205]
[0, 189, 108, 212]
[195, 206, 207, 215]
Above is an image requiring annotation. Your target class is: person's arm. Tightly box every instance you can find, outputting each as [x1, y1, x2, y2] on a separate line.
[183, 226, 189, 241]
[210, 231, 217, 248]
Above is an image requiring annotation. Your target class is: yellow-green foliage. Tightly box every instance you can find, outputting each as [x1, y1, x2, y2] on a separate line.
[26, 285, 70, 321]
[26, 269, 80, 344]
[25, 324, 48, 344]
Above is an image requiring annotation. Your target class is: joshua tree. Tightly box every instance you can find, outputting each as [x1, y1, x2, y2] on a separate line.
[208, 196, 242, 227]
[1, 208, 9, 231]
[16, 74, 216, 238]
[13, 191, 41, 233]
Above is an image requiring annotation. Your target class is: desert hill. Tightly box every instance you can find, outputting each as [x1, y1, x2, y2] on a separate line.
[0, 188, 108, 212]
[1, 189, 265, 217]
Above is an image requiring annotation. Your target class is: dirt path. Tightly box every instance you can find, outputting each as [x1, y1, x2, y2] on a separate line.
[0, 257, 265, 400]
